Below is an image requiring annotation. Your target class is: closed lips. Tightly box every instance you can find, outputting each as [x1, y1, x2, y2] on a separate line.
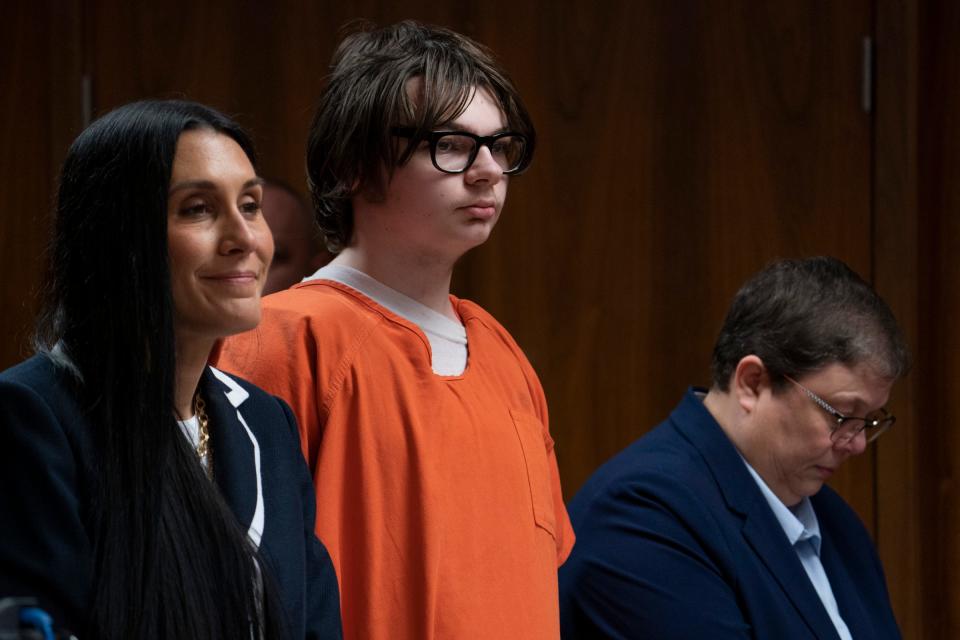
[202, 271, 258, 281]
[462, 200, 495, 209]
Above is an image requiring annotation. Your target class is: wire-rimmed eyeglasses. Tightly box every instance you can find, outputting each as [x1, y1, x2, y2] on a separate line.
[391, 127, 530, 175]
[783, 375, 895, 445]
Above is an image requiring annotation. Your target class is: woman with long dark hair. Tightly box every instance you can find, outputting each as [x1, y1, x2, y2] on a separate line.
[0, 100, 341, 639]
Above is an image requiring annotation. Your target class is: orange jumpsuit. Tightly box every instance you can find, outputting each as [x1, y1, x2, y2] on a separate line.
[214, 280, 574, 639]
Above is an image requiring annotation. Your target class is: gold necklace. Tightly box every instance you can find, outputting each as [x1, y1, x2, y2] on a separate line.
[194, 392, 211, 461]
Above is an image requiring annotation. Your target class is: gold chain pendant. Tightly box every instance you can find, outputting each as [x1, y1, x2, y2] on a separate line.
[194, 393, 211, 462]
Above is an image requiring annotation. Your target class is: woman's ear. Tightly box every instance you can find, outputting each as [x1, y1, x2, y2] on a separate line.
[733, 355, 769, 414]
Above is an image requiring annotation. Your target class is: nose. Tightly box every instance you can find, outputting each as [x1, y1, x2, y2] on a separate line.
[836, 428, 868, 457]
[465, 144, 504, 185]
[218, 207, 257, 256]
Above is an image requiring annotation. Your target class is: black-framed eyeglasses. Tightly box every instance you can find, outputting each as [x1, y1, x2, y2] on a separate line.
[391, 127, 530, 175]
[784, 375, 895, 445]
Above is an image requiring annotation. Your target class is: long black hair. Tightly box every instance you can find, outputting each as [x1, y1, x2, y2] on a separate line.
[35, 100, 286, 639]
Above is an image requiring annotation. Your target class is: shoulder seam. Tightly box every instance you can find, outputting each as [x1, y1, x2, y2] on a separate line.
[317, 311, 386, 423]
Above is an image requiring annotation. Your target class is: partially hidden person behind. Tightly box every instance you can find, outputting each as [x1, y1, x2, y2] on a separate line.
[213, 20, 574, 640]
[0, 100, 342, 639]
[559, 256, 908, 640]
[261, 180, 330, 295]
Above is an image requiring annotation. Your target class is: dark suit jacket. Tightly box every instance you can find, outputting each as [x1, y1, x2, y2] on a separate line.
[558, 388, 901, 640]
[0, 354, 342, 639]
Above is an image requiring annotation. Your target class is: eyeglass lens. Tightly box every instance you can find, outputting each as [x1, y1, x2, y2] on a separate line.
[831, 411, 894, 444]
[434, 134, 526, 172]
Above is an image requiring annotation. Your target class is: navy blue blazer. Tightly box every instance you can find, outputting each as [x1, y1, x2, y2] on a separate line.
[559, 388, 901, 640]
[0, 355, 342, 639]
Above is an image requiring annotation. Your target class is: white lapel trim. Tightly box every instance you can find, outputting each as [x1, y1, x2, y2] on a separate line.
[208, 366, 264, 547]
[209, 365, 250, 407]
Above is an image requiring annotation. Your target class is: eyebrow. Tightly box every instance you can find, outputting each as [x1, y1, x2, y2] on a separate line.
[434, 118, 511, 135]
[826, 391, 876, 415]
[168, 177, 265, 194]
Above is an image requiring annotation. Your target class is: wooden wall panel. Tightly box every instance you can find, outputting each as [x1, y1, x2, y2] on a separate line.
[892, 2, 960, 637]
[10, 0, 950, 634]
[453, 2, 878, 521]
[0, 1, 82, 370]
[874, 0, 923, 636]
[85, 0, 529, 197]
[83, 0, 880, 526]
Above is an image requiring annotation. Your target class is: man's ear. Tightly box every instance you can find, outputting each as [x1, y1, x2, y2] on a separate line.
[732, 355, 769, 414]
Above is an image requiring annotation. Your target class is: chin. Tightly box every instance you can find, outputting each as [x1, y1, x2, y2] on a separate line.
[461, 228, 495, 250]
[219, 311, 262, 338]
[804, 482, 825, 498]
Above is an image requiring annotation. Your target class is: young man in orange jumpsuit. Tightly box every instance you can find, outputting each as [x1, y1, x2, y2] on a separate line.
[214, 20, 574, 640]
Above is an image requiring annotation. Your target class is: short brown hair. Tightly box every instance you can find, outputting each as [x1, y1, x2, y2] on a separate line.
[711, 256, 910, 391]
[306, 20, 536, 252]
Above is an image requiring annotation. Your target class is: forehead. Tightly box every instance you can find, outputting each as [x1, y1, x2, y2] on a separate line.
[170, 130, 254, 181]
[795, 361, 894, 410]
[404, 78, 507, 130]
[448, 87, 507, 132]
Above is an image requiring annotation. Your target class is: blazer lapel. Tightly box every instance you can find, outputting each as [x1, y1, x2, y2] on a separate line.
[202, 366, 265, 548]
[672, 389, 841, 640]
[740, 507, 841, 640]
[818, 532, 873, 638]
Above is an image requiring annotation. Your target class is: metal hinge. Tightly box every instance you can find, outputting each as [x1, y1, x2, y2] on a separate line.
[862, 36, 873, 113]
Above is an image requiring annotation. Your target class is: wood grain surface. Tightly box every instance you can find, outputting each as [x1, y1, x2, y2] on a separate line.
[2, 1, 951, 636]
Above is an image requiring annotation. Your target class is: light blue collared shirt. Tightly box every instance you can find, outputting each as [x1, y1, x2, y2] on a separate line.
[741, 458, 853, 640]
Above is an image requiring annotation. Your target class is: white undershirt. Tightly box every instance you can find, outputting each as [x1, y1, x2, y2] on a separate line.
[306, 264, 468, 375]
